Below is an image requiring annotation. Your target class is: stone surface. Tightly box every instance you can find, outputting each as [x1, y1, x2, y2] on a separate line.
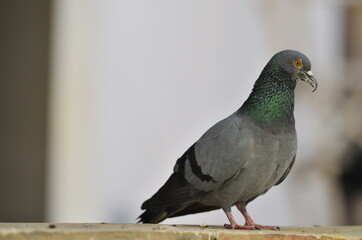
[0, 223, 361, 240]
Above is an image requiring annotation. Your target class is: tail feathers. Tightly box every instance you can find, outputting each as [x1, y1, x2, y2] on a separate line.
[138, 200, 220, 223]
[141, 173, 191, 210]
[138, 172, 219, 223]
[138, 172, 193, 223]
[138, 208, 169, 224]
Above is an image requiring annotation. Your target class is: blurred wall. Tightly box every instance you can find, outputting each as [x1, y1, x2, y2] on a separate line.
[0, 0, 50, 221]
[338, 2, 362, 224]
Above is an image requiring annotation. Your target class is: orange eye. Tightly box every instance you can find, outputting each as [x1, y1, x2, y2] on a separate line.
[293, 59, 302, 67]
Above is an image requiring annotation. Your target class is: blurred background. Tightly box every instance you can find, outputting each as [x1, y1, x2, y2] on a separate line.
[0, 0, 362, 226]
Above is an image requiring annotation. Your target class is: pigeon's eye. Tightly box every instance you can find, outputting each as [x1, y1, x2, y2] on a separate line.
[293, 59, 302, 67]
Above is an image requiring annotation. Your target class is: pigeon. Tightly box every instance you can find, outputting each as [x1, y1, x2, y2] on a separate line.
[138, 50, 317, 230]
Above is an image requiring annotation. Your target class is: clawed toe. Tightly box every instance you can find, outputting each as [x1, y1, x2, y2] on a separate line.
[224, 223, 280, 231]
[252, 224, 280, 230]
[224, 224, 256, 230]
[224, 223, 232, 229]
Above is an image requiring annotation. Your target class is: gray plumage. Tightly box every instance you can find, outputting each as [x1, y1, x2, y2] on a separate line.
[138, 50, 317, 229]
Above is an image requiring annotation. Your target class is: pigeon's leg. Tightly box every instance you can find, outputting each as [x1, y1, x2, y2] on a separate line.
[235, 203, 280, 230]
[223, 211, 256, 230]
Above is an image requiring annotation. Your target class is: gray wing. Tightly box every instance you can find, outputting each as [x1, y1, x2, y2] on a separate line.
[274, 154, 296, 186]
[174, 113, 254, 192]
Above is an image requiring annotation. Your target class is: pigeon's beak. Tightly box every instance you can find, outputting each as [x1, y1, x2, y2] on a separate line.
[300, 70, 318, 92]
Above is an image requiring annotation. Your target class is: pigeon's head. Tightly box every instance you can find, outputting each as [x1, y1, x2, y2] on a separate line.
[271, 50, 318, 92]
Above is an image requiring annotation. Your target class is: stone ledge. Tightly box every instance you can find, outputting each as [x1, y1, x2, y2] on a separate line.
[0, 223, 361, 240]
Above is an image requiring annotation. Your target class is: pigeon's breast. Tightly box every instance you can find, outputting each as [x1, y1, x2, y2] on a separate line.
[197, 115, 297, 208]
[232, 119, 297, 203]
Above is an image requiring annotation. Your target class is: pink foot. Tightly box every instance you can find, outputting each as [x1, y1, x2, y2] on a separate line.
[224, 223, 280, 230]
[224, 223, 257, 230]
[223, 204, 281, 231]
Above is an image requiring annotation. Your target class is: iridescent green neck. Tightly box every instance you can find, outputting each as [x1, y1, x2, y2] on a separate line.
[239, 66, 296, 124]
[241, 89, 294, 123]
